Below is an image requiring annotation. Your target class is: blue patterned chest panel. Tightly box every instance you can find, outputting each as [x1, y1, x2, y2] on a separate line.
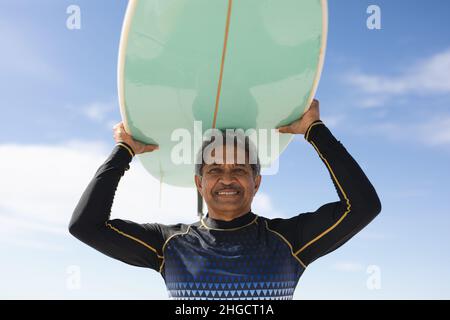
[161, 218, 304, 300]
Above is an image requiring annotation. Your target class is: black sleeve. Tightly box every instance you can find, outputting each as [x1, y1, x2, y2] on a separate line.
[268, 120, 382, 267]
[68, 144, 165, 272]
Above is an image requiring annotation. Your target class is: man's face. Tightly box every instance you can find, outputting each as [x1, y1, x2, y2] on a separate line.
[194, 144, 261, 219]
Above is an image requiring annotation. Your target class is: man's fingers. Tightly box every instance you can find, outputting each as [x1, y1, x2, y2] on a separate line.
[113, 122, 126, 130]
[276, 125, 291, 134]
[309, 99, 319, 109]
[304, 99, 319, 114]
[113, 122, 159, 154]
[144, 144, 159, 153]
[113, 122, 131, 139]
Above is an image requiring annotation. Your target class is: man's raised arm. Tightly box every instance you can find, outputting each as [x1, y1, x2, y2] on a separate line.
[271, 100, 381, 267]
[68, 123, 164, 271]
[294, 119, 381, 266]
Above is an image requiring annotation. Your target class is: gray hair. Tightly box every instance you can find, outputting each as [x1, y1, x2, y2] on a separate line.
[195, 129, 261, 178]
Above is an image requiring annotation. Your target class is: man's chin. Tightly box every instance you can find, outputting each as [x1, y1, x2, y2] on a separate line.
[211, 202, 243, 211]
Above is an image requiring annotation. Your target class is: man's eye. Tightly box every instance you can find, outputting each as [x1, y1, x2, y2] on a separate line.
[233, 169, 247, 174]
[208, 168, 221, 174]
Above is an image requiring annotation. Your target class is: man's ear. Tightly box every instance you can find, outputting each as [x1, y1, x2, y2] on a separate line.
[253, 174, 262, 195]
[194, 175, 203, 196]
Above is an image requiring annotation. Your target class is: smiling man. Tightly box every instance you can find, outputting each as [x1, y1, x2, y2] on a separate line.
[69, 99, 381, 299]
[193, 128, 262, 223]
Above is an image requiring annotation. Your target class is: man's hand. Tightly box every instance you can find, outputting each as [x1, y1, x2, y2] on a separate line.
[113, 122, 159, 155]
[276, 99, 320, 135]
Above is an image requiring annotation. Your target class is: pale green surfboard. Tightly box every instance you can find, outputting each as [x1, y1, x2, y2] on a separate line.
[118, 0, 328, 187]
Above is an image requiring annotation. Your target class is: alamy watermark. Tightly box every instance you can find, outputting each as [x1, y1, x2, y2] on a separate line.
[367, 5, 382, 30]
[66, 5, 81, 30]
[366, 264, 382, 290]
[170, 121, 281, 176]
[66, 265, 81, 290]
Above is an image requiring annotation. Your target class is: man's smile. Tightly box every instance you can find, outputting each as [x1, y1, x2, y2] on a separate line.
[214, 188, 241, 197]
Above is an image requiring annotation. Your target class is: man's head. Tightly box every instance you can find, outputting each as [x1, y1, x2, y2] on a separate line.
[194, 129, 261, 221]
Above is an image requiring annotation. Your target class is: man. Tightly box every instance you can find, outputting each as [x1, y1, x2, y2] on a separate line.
[69, 99, 381, 299]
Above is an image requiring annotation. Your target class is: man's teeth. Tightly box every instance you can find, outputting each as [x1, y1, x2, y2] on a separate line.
[217, 191, 238, 195]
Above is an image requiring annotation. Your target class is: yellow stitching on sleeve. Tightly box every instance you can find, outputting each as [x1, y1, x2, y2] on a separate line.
[159, 260, 165, 274]
[294, 140, 351, 256]
[117, 142, 134, 157]
[305, 121, 324, 141]
[265, 220, 307, 269]
[106, 222, 163, 259]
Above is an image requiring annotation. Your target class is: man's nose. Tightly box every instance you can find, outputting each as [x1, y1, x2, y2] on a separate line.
[218, 170, 236, 183]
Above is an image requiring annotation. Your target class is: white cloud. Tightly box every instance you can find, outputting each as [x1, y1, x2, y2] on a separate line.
[364, 115, 450, 148]
[64, 99, 119, 132]
[343, 48, 450, 108]
[331, 262, 364, 273]
[0, 235, 66, 252]
[0, 142, 199, 251]
[0, 213, 66, 236]
[418, 116, 450, 146]
[252, 192, 281, 218]
[81, 101, 117, 123]
[321, 114, 346, 129]
[359, 96, 389, 108]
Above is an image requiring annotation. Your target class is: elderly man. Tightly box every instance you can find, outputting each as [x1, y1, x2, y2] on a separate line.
[69, 99, 381, 299]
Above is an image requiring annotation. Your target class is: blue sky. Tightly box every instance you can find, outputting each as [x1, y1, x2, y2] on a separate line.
[1, 0, 450, 299]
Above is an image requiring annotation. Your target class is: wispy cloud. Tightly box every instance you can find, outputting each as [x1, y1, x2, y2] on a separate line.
[331, 262, 364, 273]
[418, 116, 450, 146]
[343, 48, 450, 108]
[364, 115, 450, 148]
[81, 101, 117, 123]
[252, 192, 283, 219]
[65, 99, 120, 131]
[321, 114, 346, 129]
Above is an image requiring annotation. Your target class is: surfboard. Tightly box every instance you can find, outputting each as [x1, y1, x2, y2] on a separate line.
[118, 0, 328, 187]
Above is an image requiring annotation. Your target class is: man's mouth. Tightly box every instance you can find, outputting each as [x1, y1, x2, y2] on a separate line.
[214, 189, 240, 196]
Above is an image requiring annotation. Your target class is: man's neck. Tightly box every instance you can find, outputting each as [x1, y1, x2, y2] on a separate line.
[206, 208, 251, 221]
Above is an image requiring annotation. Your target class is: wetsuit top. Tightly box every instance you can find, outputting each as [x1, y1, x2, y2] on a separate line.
[69, 120, 381, 300]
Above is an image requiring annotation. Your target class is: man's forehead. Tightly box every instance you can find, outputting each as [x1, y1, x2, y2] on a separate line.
[205, 162, 249, 167]
[203, 146, 250, 165]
